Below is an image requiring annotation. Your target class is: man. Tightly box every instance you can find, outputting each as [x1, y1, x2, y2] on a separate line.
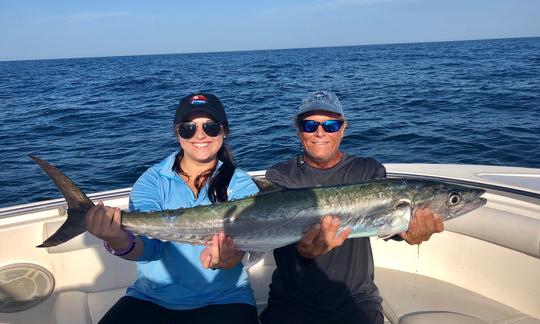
[259, 91, 444, 324]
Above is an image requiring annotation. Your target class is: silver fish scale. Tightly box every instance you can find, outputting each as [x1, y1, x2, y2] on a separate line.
[32, 156, 486, 251]
[119, 179, 485, 252]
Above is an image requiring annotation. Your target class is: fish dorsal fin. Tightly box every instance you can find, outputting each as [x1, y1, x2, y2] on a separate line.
[251, 177, 285, 193]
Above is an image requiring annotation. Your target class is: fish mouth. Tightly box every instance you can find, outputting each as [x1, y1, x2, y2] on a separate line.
[469, 197, 487, 210]
[452, 196, 487, 218]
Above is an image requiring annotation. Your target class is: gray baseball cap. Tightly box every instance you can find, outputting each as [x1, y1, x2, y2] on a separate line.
[296, 90, 344, 119]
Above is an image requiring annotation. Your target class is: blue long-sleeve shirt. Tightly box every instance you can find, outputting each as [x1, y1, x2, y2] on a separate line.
[125, 152, 259, 310]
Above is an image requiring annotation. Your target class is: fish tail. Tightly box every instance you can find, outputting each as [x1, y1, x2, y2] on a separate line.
[30, 156, 94, 247]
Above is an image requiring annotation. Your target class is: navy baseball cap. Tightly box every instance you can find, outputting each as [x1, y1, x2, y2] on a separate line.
[296, 90, 344, 119]
[174, 92, 228, 125]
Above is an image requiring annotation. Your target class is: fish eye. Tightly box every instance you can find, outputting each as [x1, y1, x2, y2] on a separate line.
[447, 192, 461, 207]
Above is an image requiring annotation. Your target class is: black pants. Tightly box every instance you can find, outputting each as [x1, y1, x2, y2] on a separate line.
[99, 296, 259, 324]
[259, 298, 384, 324]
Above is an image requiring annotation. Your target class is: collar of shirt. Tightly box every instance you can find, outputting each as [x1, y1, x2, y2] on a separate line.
[157, 151, 223, 182]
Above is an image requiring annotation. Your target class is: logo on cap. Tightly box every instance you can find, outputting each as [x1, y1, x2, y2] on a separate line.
[190, 95, 208, 105]
[312, 91, 329, 103]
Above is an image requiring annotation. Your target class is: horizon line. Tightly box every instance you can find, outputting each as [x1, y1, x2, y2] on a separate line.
[2, 35, 539, 63]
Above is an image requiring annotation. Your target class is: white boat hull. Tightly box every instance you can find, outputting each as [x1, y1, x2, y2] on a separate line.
[1, 164, 539, 323]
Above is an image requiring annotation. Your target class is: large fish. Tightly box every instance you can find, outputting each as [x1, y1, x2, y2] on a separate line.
[32, 156, 486, 260]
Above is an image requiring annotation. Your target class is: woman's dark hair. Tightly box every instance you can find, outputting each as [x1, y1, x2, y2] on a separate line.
[173, 124, 236, 203]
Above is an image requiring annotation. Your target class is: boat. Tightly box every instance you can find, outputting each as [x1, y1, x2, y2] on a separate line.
[0, 164, 539, 323]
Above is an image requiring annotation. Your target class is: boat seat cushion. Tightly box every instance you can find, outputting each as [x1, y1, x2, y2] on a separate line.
[52, 291, 91, 324]
[87, 288, 127, 323]
[375, 267, 540, 324]
[52, 288, 126, 324]
[43, 220, 101, 254]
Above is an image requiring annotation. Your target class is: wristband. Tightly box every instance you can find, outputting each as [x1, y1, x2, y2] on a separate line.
[103, 231, 136, 256]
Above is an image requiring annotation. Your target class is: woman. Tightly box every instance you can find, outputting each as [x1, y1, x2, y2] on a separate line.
[86, 93, 259, 323]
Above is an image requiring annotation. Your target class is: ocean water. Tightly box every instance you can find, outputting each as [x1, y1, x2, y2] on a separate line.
[1, 37, 539, 208]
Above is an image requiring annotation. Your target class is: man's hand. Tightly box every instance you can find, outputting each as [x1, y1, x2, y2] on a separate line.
[399, 207, 444, 245]
[297, 215, 352, 259]
[200, 232, 244, 269]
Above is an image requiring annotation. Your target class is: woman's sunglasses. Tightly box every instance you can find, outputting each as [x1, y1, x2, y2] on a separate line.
[177, 121, 222, 139]
[298, 119, 344, 133]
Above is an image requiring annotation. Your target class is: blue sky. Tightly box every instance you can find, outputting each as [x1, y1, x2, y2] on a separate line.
[1, 0, 539, 61]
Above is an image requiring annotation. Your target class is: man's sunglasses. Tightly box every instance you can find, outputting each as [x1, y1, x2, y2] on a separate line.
[298, 119, 344, 133]
[176, 121, 222, 139]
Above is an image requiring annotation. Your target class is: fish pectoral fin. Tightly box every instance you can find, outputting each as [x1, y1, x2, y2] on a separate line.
[242, 251, 268, 268]
[366, 203, 411, 239]
[393, 199, 411, 210]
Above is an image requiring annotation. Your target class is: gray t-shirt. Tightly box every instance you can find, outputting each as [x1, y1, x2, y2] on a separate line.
[264, 152, 386, 316]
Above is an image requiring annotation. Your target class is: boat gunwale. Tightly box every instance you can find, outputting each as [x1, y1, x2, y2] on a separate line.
[387, 172, 540, 200]
[1, 166, 538, 219]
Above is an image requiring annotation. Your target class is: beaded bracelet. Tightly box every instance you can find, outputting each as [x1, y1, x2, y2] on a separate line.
[103, 231, 136, 256]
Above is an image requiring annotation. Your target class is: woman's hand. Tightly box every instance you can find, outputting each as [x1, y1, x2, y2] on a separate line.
[200, 232, 244, 270]
[296, 215, 352, 259]
[85, 201, 129, 250]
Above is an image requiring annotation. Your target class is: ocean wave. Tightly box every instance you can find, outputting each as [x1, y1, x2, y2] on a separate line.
[1, 37, 539, 207]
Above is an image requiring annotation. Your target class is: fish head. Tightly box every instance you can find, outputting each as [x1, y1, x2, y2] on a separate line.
[413, 183, 486, 221]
